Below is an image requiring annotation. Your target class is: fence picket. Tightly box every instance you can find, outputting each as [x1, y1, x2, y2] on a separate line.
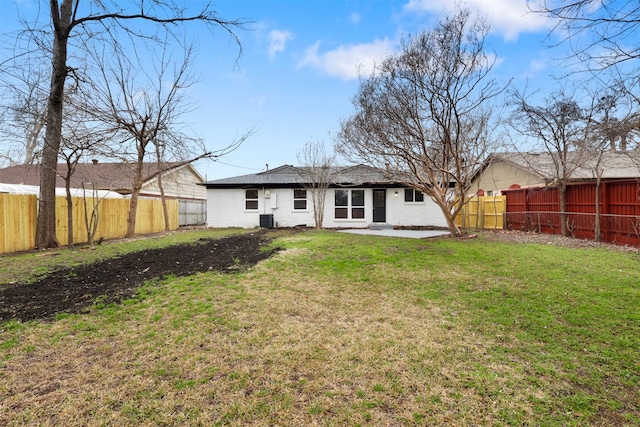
[503, 181, 640, 246]
[456, 196, 506, 230]
[0, 194, 178, 254]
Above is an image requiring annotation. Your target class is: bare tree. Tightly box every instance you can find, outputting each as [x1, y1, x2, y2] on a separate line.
[58, 86, 108, 247]
[1, 34, 108, 246]
[581, 88, 640, 241]
[336, 9, 505, 237]
[509, 89, 592, 236]
[8, 0, 245, 248]
[533, 1, 640, 74]
[0, 65, 49, 166]
[585, 93, 613, 242]
[81, 182, 102, 248]
[296, 141, 336, 229]
[530, 1, 640, 169]
[88, 43, 218, 238]
[153, 139, 171, 232]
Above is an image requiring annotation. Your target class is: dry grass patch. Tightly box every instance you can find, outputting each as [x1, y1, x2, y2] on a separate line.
[1, 230, 638, 425]
[2, 273, 532, 425]
[2, 266, 528, 425]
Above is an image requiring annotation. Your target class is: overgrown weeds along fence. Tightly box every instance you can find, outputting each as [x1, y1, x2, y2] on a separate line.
[505, 211, 640, 247]
[0, 194, 178, 254]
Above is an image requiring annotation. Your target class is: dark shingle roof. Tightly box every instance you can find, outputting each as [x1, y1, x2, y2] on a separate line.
[202, 164, 402, 188]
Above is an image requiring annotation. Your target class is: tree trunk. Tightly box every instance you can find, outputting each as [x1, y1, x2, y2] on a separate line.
[126, 139, 149, 237]
[157, 171, 170, 232]
[36, 1, 72, 248]
[82, 183, 100, 247]
[126, 186, 141, 238]
[126, 155, 147, 238]
[432, 193, 461, 237]
[444, 213, 461, 238]
[311, 188, 326, 229]
[66, 180, 74, 247]
[594, 174, 602, 242]
[155, 149, 171, 232]
[37, 111, 64, 248]
[559, 186, 568, 237]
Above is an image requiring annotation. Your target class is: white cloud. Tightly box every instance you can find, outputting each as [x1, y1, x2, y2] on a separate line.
[529, 58, 547, 74]
[403, 0, 553, 41]
[267, 29, 293, 60]
[350, 12, 362, 25]
[298, 39, 394, 80]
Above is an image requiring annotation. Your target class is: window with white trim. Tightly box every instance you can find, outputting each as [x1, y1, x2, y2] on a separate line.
[245, 189, 258, 210]
[293, 189, 307, 210]
[404, 188, 424, 203]
[335, 189, 365, 219]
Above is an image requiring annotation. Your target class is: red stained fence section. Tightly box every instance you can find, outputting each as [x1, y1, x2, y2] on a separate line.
[503, 180, 640, 247]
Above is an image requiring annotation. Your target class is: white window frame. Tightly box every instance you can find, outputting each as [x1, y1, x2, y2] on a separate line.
[245, 189, 259, 210]
[293, 188, 307, 211]
[404, 188, 424, 203]
[334, 189, 365, 220]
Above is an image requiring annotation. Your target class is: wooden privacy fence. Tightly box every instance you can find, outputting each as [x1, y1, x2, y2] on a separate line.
[456, 196, 506, 230]
[503, 180, 640, 246]
[0, 194, 178, 254]
[0, 194, 37, 254]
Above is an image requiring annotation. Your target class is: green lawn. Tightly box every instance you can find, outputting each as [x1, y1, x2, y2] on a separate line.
[1, 229, 638, 426]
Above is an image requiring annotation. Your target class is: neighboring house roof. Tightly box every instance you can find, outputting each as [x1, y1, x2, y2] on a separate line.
[478, 151, 640, 183]
[201, 164, 403, 189]
[0, 162, 204, 194]
[0, 183, 124, 198]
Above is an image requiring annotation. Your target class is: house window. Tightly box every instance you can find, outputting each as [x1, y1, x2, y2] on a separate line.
[335, 189, 365, 219]
[351, 189, 365, 218]
[335, 189, 348, 218]
[404, 188, 424, 203]
[293, 189, 307, 210]
[245, 189, 258, 210]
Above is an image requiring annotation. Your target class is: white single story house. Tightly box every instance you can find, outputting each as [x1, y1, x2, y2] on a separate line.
[200, 164, 448, 229]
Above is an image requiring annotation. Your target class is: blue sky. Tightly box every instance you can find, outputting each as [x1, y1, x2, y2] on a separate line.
[1, 0, 571, 180]
[189, 0, 561, 180]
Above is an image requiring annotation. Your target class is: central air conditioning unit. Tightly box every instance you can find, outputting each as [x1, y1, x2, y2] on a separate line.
[260, 214, 274, 228]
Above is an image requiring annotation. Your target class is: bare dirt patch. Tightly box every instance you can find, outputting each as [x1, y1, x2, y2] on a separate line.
[0, 230, 284, 323]
[479, 229, 638, 252]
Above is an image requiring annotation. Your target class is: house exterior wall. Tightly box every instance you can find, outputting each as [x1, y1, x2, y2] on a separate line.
[470, 161, 543, 196]
[142, 167, 206, 200]
[384, 189, 449, 227]
[206, 187, 448, 229]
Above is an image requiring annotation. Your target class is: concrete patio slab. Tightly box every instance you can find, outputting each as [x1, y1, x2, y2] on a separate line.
[337, 229, 450, 239]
